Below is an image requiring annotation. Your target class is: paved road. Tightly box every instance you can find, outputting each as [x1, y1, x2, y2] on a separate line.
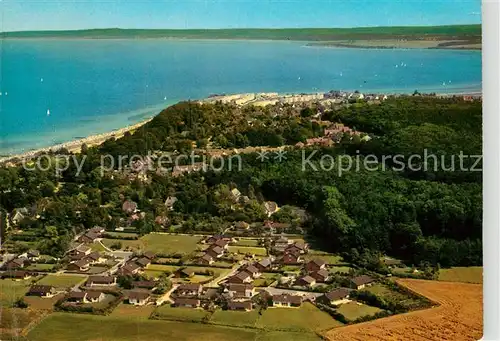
[156, 284, 179, 305]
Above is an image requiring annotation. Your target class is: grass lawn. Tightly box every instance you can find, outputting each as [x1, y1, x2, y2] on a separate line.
[89, 242, 109, 252]
[25, 263, 56, 271]
[438, 266, 483, 284]
[144, 270, 170, 280]
[365, 284, 426, 310]
[253, 276, 276, 287]
[0, 279, 32, 306]
[209, 309, 260, 328]
[227, 246, 267, 256]
[101, 238, 144, 251]
[36, 274, 87, 289]
[140, 234, 202, 255]
[189, 275, 213, 283]
[105, 232, 139, 239]
[144, 264, 179, 279]
[154, 305, 211, 322]
[281, 265, 302, 272]
[304, 252, 344, 265]
[28, 313, 258, 341]
[256, 302, 344, 332]
[365, 284, 392, 296]
[110, 303, 156, 319]
[232, 239, 261, 247]
[336, 302, 383, 321]
[146, 264, 179, 272]
[329, 266, 353, 274]
[24, 294, 64, 311]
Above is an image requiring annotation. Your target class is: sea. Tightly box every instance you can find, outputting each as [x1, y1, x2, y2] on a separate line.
[0, 39, 482, 156]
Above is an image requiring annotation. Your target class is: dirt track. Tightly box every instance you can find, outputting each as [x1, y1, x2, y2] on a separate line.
[324, 279, 483, 341]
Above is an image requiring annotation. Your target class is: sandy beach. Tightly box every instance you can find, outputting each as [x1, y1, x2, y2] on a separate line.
[0, 118, 152, 165]
[307, 39, 482, 50]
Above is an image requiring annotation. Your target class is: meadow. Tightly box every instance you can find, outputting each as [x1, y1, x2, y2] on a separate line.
[27, 313, 258, 341]
[227, 246, 267, 256]
[36, 274, 87, 289]
[256, 302, 344, 332]
[0, 279, 32, 306]
[438, 266, 483, 284]
[336, 302, 383, 321]
[140, 234, 202, 255]
[209, 309, 260, 328]
[153, 305, 211, 322]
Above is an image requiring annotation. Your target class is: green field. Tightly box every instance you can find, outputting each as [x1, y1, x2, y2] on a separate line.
[140, 234, 202, 255]
[105, 232, 140, 239]
[110, 303, 156, 320]
[336, 302, 383, 321]
[89, 242, 109, 252]
[25, 263, 56, 271]
[231, 239, 261, 247]
[227, 246, 267, 256]
[36, 274, 87, 289]
[438, 266, 483, 284]
[304, 252, 344, 265]
[0, 279, 32, 306]
[101, 238, 144, 251]
[256, 302, 344, 332]
[28, 313, 259, 341]
[144, 264, 179, 279]
[210, 309, 260, 328]
[329, 266, 353, 274]
[154, 305, 210, 322]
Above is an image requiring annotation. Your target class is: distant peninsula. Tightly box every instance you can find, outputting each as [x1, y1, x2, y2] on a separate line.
[1, 25, 481, 50]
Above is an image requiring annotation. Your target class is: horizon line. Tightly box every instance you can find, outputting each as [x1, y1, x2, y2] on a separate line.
[0, 23, 482, 34]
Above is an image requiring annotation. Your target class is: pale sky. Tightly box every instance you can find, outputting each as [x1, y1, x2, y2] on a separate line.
[0, 0, 481, 32]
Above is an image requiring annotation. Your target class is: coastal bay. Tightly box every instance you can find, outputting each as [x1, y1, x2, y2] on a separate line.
[0, 39, 481, 157]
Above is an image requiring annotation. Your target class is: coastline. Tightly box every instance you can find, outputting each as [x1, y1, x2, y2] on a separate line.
[306, 40, 482, 51]
[2, 36, 481, 51]
[0, 118, 152, 165]
[0, 90, 481, 166]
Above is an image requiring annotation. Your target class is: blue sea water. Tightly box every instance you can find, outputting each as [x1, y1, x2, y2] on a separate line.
[0, 39, 481, 156]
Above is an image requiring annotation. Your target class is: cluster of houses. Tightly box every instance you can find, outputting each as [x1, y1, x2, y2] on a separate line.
[117, 251, 156, 276]
[67, 245, 107, 272]
[198, 235, 231, 265]
[272, 236, 309, 265]
[2, 249, 41, 272]
[77, 226, 106, 244]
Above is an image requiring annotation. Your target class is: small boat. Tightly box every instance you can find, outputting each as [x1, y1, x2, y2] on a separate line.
[41, 78, 44, 82]
[47, 109, 51, 116]
[164, 96, 167, 100]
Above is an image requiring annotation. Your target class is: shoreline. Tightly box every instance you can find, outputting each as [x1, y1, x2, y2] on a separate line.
[1, 37, 481, 51]
[306, 40, 482, 51]
[0, 90, 481, 165]
[0, 118, 153, 165]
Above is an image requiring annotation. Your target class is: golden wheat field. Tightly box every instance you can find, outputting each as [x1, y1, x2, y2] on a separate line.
[324, 279, 483, 341]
